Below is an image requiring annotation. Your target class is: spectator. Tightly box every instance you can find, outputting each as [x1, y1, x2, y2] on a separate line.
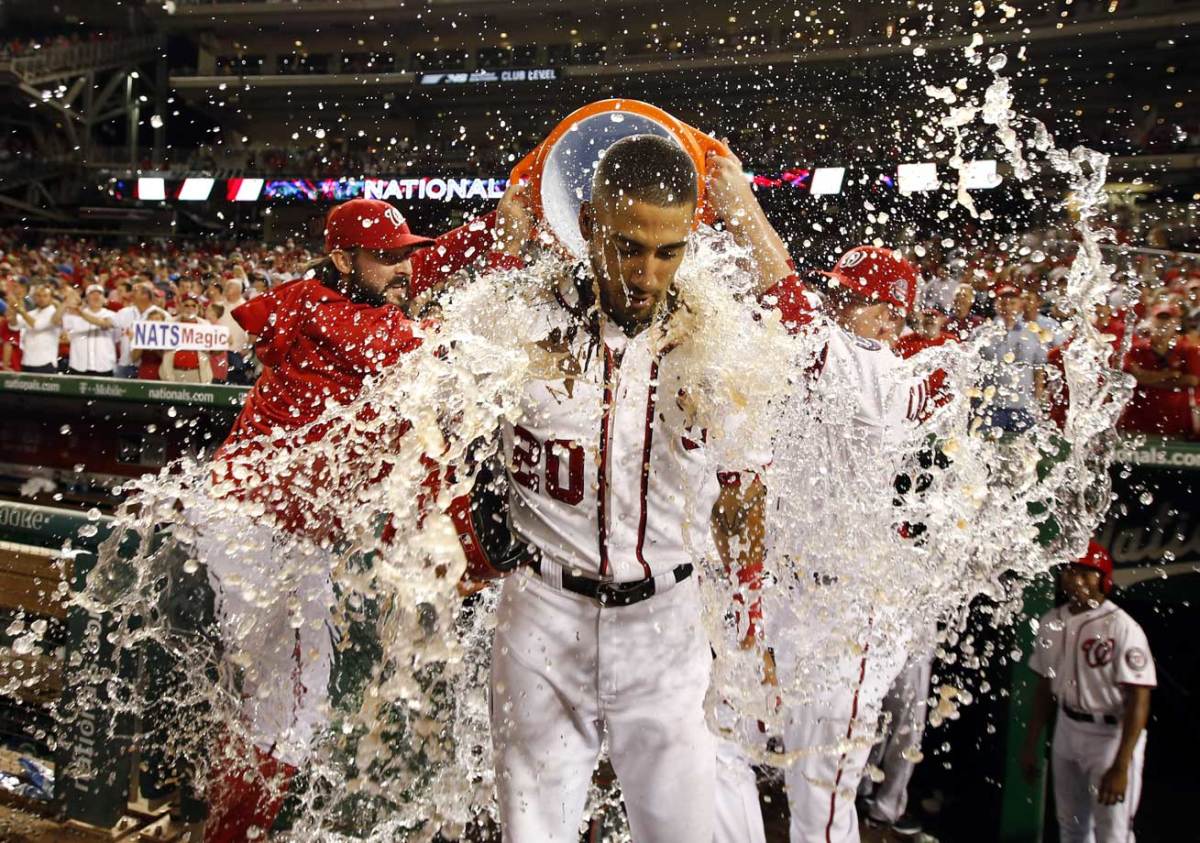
[108, 279, 133, 312]
[947, 282, 983, 339]
[10, 282, 61, 374]
[220, 278, 251, 384]
[132, 306, 169, 380]
[0, 305, 19, 373]
[979, 284, 1048, 433]
[61, 284, 117, 376]
[205, 301, 230, 383]
[113, 282, 155, 379]
[160, 297, 213, 384]
[1119, 302, 1200, 439]
[1023, 287, 1069, 348]
[895, 302, 958, 358]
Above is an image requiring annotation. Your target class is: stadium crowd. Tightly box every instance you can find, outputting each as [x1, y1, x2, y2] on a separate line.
[0, 226, 1197, 438]
[0, 230, 315, 384]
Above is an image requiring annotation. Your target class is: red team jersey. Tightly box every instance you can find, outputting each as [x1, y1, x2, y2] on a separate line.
[0, 319, 21, 371]
[1119, 336, 1200, 439]
[213, 217, 497, 535]
[893, 330, 958, 360]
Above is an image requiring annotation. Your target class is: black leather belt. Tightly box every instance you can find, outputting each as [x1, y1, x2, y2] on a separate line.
[530, 560, 693, 607]
[1062, 705, 1118, 726]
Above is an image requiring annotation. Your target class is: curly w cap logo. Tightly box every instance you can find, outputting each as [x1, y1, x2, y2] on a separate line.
[839, 249, 869, 268]
[1082, 636, 1116, 668]
[384, 206, 405, 228]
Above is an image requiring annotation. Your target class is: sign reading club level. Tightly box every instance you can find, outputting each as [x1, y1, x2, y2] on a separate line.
[133, 321, 230, 351]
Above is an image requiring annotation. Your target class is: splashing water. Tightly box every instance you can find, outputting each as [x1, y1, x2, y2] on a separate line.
[36, 55, 1131, 840]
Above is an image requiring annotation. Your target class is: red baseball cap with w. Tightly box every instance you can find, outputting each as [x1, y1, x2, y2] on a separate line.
[324, 198, 434, 253]
[1074, 540, 1114, 593]
[823, 245, 919, 313]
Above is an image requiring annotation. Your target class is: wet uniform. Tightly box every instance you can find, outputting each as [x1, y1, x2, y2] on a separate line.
[491, 273, 763, 843]
[764, 323, 944, 843]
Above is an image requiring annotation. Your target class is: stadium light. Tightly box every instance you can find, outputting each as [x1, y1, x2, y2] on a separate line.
[177, 177, 215, 201]
[136, 177, 166, 201]
[226, 178, 265, 202]
[810, 167, 846, 196]
[963, 159, 1001, 190]
[897, 163, 939, 194]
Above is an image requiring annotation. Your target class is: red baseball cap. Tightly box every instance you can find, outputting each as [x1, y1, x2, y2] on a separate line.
[822, 246, 919, 312]
[1072, 540, 1114, 593]
[1150, 302, 1183, 319]
[993, 284, 1022, 298]
[324, 199, 434, 253]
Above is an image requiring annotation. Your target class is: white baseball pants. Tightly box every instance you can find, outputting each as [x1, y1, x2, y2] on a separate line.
[859, 650, 933, 822]
[714, 736, 767, 843]
[1052, 717, 1146, 843]
[780, 645, 907, 843]
[196, 519, 335, 768]
[489, 569, 715, 843]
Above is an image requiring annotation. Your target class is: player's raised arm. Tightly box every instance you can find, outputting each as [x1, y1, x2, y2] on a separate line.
[705, 148, 794, 294]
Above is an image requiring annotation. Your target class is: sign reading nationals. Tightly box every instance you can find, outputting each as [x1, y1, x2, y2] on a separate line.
[133, 321, 230, 351]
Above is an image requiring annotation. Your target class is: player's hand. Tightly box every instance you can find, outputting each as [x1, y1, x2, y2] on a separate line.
[456, 575, 490, 598]
[1019, 744, 1041, 784]
[1098, 762, 1129, 806]
[494, 179, 534, 257]
[705, 148, 756, 226]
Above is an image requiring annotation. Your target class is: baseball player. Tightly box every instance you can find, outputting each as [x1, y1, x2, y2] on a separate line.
[748, 246, 950, 843]
[1021, 542, 1155, 843]
[857, 645, 934, 836]
[197, 194, 523, 843]
[475, 134, 794, 843]
[858, 295, 962, 836]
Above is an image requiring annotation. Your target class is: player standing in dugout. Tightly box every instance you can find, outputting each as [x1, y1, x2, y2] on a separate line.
[1022, 542, 1155, 843]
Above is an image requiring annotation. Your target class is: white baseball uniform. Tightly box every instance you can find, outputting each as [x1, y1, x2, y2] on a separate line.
[1029, 601, 1156, 843]
[762, 323, 943, 843]
[491, 277, 759, 843]
[190, 513, 334, 768]
[859, 642, 934, 824]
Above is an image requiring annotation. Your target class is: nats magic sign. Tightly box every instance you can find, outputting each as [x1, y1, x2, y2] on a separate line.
[133, 321, 230, 351]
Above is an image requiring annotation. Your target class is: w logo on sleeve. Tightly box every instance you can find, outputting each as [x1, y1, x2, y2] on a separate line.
[1082, 637, 1116, 668]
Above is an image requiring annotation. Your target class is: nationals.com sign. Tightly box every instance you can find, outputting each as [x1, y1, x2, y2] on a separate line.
[133, 321, 230, 351]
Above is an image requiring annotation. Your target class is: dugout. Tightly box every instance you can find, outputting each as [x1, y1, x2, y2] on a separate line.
[0, 373, 1194, 840]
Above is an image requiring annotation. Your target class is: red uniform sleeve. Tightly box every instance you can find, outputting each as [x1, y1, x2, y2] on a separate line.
[757, 268, 816, 335]
[301, 299, 425, 373]
[232, 289, 277, 336]
[410, 211, 499, 296]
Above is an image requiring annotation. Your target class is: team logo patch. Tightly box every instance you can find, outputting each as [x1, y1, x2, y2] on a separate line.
[891, 278, 910, 304]
[1125, 647, 1148, 672]
[1082, 636, 1116, 668]
[384, 206, 405, 228]
[839, 249, 869, 268]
